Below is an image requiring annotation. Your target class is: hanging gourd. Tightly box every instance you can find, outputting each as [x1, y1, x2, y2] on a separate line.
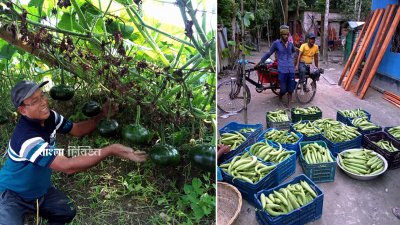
[50, 69, 75, 101]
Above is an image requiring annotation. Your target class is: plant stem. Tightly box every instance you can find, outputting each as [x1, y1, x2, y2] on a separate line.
[211, 118, 216, 145]
[107, 99, 112, 120]
[125, 8, 170, 67]
[172, 42, 185, 69]
[160, 122, 166, 145]
[124, 8, 194, 48]
[61, 69, 65, 85]
[135, 105, 141, 126]
[180, 53, 202, 71]
[183, 58, 202, 81]
[71, 0, 90, 31]
[151, 78, 168, 105]
[184, 0, 208, 44]
[176, 0, 205, 55]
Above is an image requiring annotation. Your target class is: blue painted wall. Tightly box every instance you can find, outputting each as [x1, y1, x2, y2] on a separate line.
[371, 0, 400, 80]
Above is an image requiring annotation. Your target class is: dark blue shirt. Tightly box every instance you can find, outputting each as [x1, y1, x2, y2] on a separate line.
[0, 110, 73, 200]
[260, 39, 296, 73]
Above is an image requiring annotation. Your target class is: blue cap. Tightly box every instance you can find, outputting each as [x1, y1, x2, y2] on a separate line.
[11, 80, 49, 108]
[308, 33, 316, 39]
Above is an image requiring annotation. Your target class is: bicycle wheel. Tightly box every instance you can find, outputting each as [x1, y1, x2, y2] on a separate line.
[217, 79, 251, 113]
[295, 78, 316, 104]
[270, 80, 280, 95]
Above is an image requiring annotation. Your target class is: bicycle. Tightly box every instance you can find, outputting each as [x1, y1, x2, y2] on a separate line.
[217, 59, 323, 113]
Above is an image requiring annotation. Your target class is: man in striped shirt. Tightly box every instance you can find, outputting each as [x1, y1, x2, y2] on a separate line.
[0, 80, 148, 224]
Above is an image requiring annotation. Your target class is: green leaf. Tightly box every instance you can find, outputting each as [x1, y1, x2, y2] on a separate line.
[26, 6, 40, 22]
[80, 2, 102, 15]
[58, 13, 84, 32]
[28, 0, 44, 17]
[0, 40, 17, 60]
[243, 11, 254, 27]
[227, 40, 236, 46]
[106, 21, 134, 38]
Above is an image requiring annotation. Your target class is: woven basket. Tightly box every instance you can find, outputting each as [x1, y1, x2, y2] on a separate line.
[217, 182, 242, 225]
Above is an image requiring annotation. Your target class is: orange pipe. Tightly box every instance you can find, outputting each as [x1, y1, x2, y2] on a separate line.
[342, 9, 381, 89]
[353, 5, 394, 93]
[359, 6, 400, 99]
[338, 11, 373, 85]
[344, 9, 383, 90]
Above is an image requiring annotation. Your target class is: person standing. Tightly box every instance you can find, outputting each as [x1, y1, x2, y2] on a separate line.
[257, 25, 296, 107]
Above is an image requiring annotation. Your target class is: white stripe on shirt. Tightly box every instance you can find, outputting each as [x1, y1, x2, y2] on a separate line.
[20, 137, 43, 158]
[29, 143, 48, 162]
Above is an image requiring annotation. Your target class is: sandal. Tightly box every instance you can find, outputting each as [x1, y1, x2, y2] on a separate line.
[392, 207, 400, 219]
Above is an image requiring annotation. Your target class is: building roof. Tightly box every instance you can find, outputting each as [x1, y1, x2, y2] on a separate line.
[348, 21, 365, 29]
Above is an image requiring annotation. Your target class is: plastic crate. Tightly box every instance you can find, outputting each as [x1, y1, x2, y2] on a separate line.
[384, 126, 400, 143]
[346, 117, 382, 136]
[364, 132, 400, 169]
[290, 120, 323, 142]
[217, 137, 250, 165]
[299, 141, 336, 183]
[266, 111, 290, 130]
[245, 140, 297, 184]
[291, 107, 322, 123]
[322, 135, 362, 157]
[219, 152, 278, 205]
[219, 121, 263, 143]
[336, 109, 371, 124]
[257, 128, 304, 156]
[254, 174, 324, 225]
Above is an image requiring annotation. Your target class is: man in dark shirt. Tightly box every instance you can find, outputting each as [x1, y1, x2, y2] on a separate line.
[257, 25, 296, 107]
[0, 80, 148, 224]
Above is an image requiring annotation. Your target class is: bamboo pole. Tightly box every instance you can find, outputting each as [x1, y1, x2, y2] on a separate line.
[353, 5, 394, 93]
[359, 6, 400, 99]
[343, 9, 383, 90]
[338, 11, 373, 85]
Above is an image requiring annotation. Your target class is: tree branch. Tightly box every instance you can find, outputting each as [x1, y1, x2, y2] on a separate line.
[0, 25, 87, 78]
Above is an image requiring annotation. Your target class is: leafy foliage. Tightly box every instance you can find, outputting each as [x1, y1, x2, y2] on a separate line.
[0, 0, 216, 224]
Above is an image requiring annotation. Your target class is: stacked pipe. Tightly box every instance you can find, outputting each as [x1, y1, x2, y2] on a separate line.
[338, 5, 400, 99]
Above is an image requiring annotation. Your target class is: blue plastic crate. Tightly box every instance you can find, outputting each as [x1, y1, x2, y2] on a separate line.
[346, 117, 382, 136]
[246, 140, 297, 184]
[257, 128, 304, 156]
[218, 122, 264, 163]
[217, 140, 250, 165]
[219, 121, 263, 143]
[336, 109, 371, 124]
[290, 120, 323, 142]
[299, 141, 336, 183]
[254, 174, 324, 225]
[322, 135, 362, 157]
[219, 153, 278, 205]
[384, 126, 400, 143]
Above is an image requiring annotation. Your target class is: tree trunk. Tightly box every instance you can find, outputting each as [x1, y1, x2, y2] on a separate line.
[354, 0, 358, 20]
[284, 0, 288, 25]
[323, 0, 330, 63]
[255, 0, 260, 51]
[267, 20, 271, 47]
[357, 0, 362, 21]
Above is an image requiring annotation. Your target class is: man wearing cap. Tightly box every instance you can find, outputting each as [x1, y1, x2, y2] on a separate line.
[0, 80, 148, 224]
[296, 33, 319, 90]
[257, 25, 296, 107]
